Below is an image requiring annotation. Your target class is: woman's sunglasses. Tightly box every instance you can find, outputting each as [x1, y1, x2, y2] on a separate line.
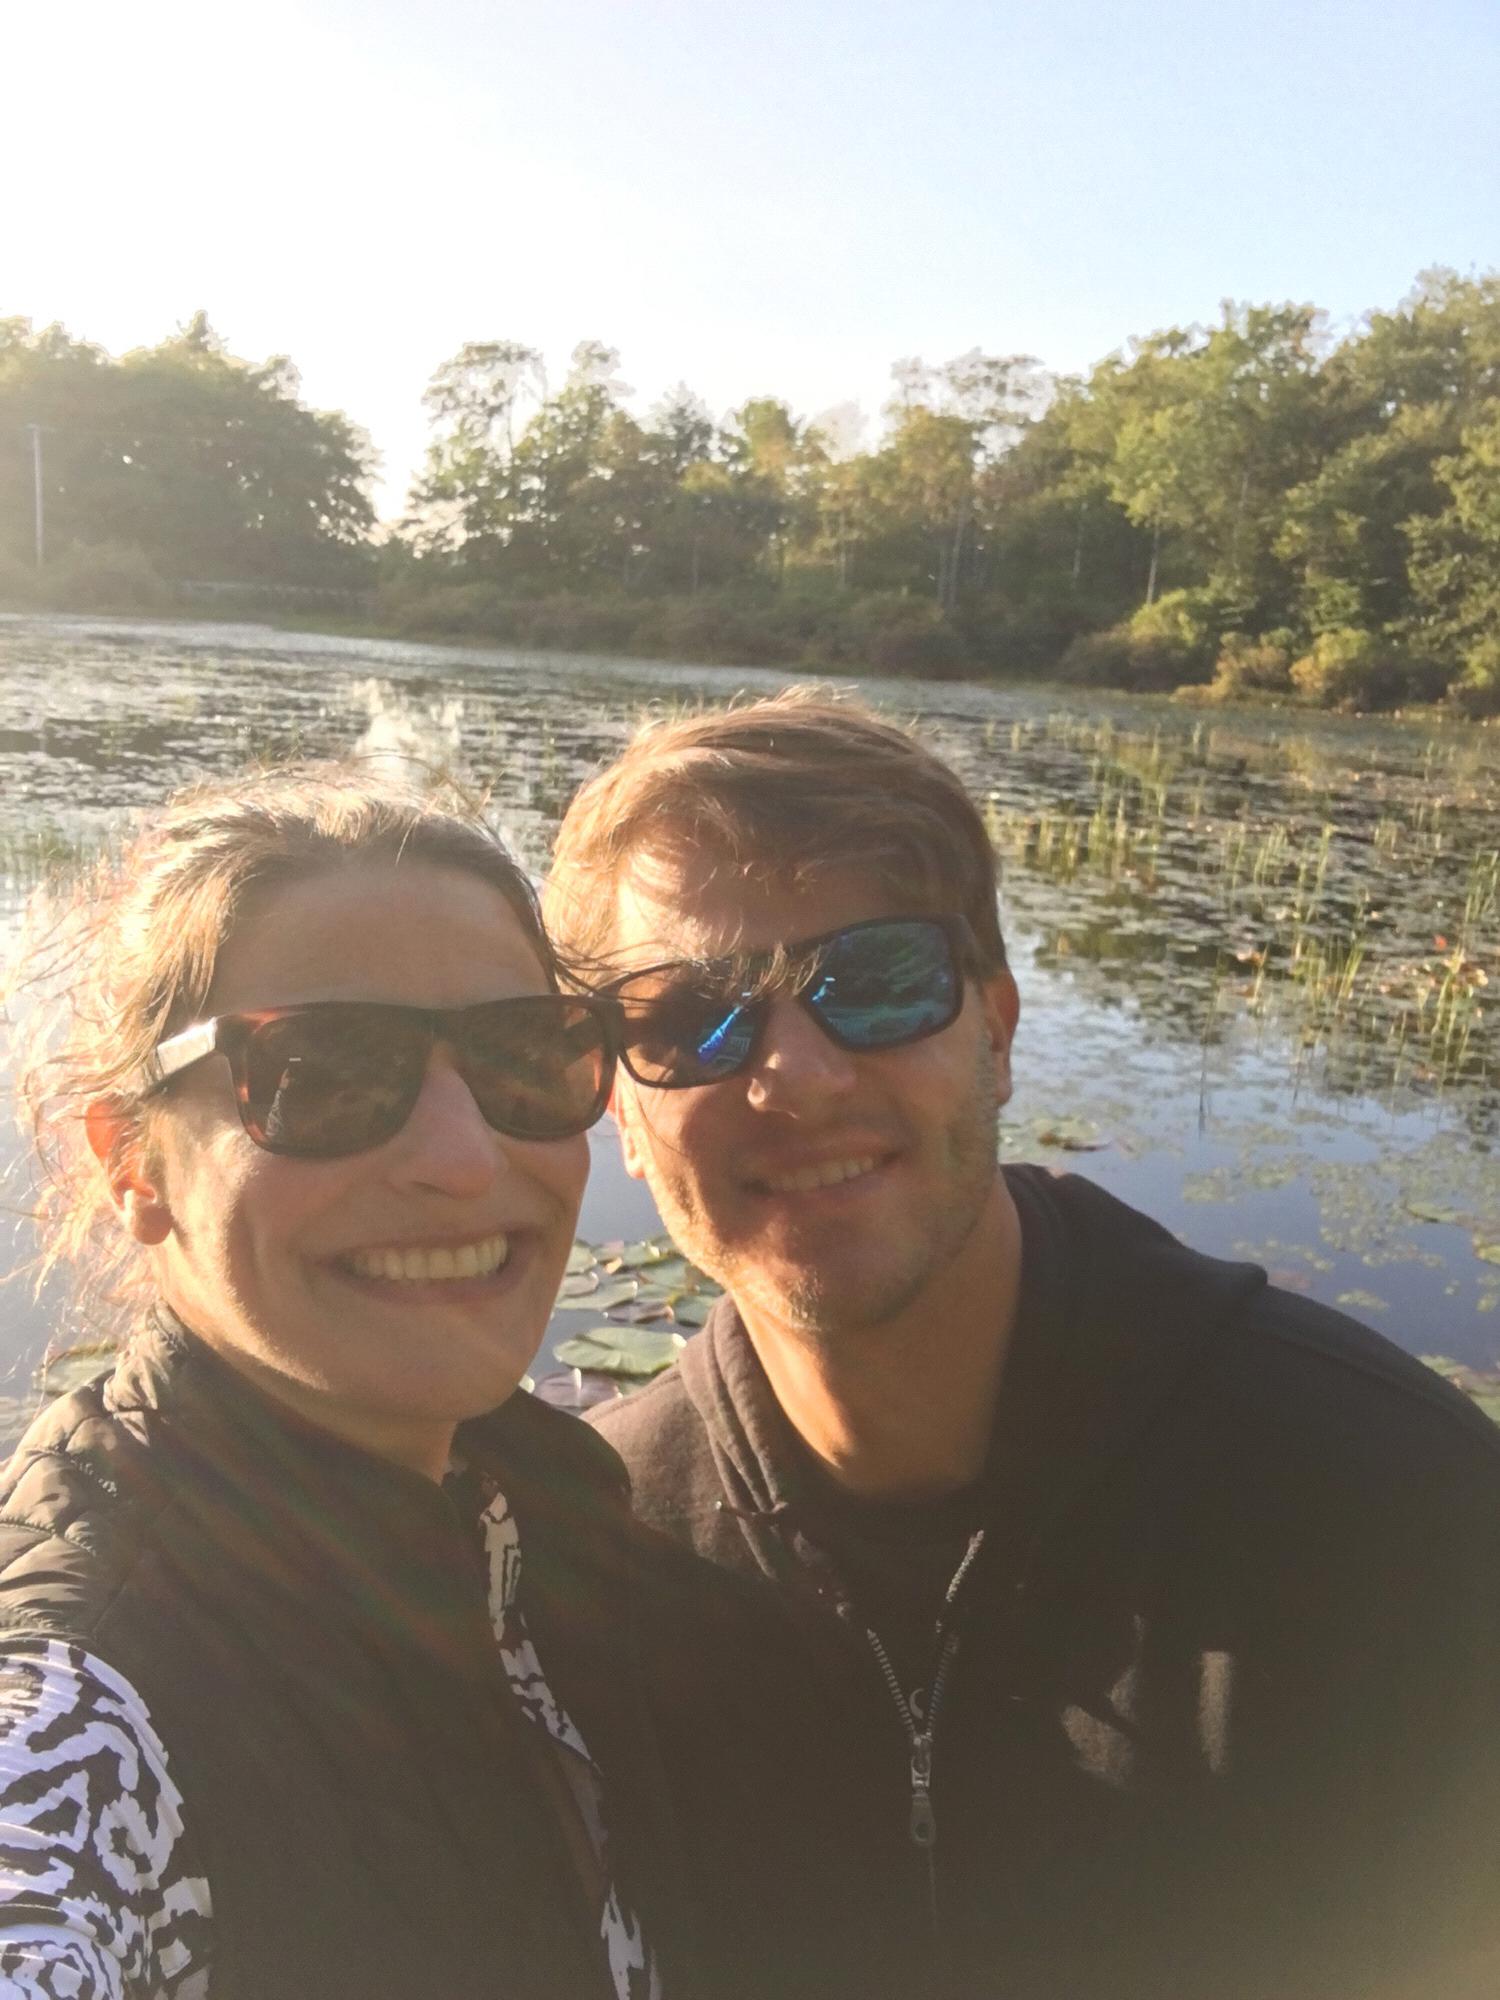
[147, 996, 621, 1158]
[608, 915, 973, 1091]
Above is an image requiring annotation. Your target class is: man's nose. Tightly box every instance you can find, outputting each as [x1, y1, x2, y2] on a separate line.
[744, 994, 858, 1114]
[390, 1053, 503, 1195]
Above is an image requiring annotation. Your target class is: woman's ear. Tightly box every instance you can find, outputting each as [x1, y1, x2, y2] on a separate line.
[85, 1100, 174, 1246]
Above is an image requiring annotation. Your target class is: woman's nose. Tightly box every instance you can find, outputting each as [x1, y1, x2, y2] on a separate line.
[389, 1053, 503, 1195]
[744, 993, 859, 1114]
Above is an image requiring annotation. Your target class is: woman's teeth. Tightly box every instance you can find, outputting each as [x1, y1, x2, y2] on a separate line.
[345, 1235, 510, 1282]
[762, 1156, 878, 1195]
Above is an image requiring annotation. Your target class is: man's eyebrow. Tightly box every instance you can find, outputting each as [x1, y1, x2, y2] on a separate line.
[612, 939, 810, 999]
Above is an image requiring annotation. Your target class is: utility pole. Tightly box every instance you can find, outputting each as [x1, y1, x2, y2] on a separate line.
[25, 423, 44, 567]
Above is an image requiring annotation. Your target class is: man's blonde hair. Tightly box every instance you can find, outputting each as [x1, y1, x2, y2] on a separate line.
[546, 686, 1006, 974]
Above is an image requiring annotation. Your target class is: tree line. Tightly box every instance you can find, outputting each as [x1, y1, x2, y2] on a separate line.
[4, 274, 1498, 712]
[0, 312, 373, 598]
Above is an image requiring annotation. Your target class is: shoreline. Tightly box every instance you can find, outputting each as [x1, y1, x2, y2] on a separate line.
[0, 598, 1482, 727]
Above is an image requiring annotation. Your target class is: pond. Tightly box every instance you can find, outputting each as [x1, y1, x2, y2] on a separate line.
[1, 612, 1497, 1430]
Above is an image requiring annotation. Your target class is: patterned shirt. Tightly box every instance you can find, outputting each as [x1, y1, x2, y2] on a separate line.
[0, 1487, 659, 2000]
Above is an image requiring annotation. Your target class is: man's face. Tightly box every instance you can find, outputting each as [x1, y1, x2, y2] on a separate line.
[607, 854, 1020, 1346]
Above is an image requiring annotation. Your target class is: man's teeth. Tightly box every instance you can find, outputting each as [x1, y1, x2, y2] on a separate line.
[762, 1156, 878, 1195]
[345, 1234, 510, 1282]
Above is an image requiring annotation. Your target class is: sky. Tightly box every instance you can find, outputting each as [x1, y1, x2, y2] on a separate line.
[6, 0, 1498, 518]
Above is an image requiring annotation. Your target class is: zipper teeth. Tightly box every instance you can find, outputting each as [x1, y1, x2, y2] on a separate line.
[864, 1525, 987, 1738]
[866, 1626, 916, 1734]
[942, 1527, 988, 1612]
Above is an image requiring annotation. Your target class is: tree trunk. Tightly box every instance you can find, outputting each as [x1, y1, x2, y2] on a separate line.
[1229, 462, 1252, 577]
[943, 506, 969, 618]
[1146, 517, 1161, 606]
[1071, 501, 1086, 590]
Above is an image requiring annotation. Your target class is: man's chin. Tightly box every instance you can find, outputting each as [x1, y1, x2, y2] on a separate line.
[729, 1255, 924, 1344]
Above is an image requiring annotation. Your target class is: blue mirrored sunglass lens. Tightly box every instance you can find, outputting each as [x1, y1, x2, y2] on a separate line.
[690, 1001, 758, 1075]
[617, 984, 761, 1083]
[806, 923, 957, 1046]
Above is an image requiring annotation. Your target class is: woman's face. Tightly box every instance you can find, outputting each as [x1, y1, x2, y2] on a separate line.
[134, 860, 588, 1476]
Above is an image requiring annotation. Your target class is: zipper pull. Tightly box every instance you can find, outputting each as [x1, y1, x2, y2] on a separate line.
[909, 1730, 937, 1848]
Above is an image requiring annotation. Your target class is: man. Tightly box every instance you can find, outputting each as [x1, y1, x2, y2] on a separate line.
[546, 688, 1500, 2000]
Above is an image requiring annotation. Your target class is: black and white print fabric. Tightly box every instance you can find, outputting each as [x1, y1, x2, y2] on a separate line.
[0, 1492, 659, 2000]
[482, 1489, 659, 2000]
[0, 1642, 210, 1999]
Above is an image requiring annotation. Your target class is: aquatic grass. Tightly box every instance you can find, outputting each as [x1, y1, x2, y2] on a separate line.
[980, 707, 1498, 1119]
[0, 825, 90, 888]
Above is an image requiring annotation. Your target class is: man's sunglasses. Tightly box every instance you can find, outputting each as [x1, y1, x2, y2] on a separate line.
[146, 996, 621, 1158]
[607, 915, 973, 1091]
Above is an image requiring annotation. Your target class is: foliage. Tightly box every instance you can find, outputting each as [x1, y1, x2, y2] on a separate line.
[387, 271, 1497, 708]
[1288, 627, 1407, 709]
[0, 313, 376, 590]
[1056, 590, 1218, 691]
[8, 271, 1500, 712]
[1205, 632, 1294, 700]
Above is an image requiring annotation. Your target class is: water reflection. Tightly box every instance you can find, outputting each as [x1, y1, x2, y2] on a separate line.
[0, 612, 1496, 1411]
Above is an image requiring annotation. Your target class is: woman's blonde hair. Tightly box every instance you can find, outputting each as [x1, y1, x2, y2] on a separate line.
[9, 762, 546, 1321]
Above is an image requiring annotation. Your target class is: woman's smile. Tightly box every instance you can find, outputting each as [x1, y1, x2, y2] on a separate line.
[339, 1232, 512, 1282]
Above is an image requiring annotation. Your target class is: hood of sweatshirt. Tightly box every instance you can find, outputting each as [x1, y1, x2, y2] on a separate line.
[670, 1165, 1269, 1590]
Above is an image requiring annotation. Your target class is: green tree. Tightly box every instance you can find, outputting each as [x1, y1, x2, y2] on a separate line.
[0, 312, 375, 584]
[1089, 303, 1326, 620]
[1278, 270, 1500, 646]
[1408, 407, 1500, 708]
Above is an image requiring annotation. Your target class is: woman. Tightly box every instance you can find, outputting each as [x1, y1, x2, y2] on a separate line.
[0, 765, 687, 2000]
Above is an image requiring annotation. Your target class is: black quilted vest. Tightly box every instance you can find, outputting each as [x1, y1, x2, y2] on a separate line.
[0, 1312, 692, 2000]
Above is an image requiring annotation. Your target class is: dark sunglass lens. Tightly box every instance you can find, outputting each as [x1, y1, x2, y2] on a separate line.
[243, 1009, 423, 1155]
[616, 974, 759, 1086]
[462, 998, 613, 1139]
[806, 921, 959, 1048]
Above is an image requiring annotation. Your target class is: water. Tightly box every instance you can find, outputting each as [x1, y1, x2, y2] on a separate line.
[1, 612, 1497, 1428]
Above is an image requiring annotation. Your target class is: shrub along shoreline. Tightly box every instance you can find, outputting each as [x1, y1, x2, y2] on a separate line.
[6, 275, 1498, 717]
[3, 565, 1493, 724]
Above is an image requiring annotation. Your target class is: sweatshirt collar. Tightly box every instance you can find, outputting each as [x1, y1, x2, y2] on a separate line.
[675, 1166, 1268, 1572]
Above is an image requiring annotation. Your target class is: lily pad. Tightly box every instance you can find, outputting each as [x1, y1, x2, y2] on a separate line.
[554, 1278, 639, 1312]
[1474, 1242, 1500, 1266]
[529, 1369, 622, 1412]
[554, 1328, 685, 1377]
[1404, 1201, 1469, 1226]
[36, 1343, 117, 1396]
[557, 1271, 599, 1299]
[566, 1243, 595, 1275]
[669, 1294, 713, 1328]
[1421, 1356, 1500, 1425]
[636, 1258, 691, 1293]
[1182, 1171, 1233, 1204]
[1035, 1117, 1109, 1152]
[1336, 1288, 1388, 1314]
[617, 1238, 678, 1269]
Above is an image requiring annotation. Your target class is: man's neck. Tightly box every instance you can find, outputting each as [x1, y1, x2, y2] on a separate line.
[738, 1175, 1024, 1503]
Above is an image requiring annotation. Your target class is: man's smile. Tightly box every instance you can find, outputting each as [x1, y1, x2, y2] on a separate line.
[747, 1153, 887, 1196]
